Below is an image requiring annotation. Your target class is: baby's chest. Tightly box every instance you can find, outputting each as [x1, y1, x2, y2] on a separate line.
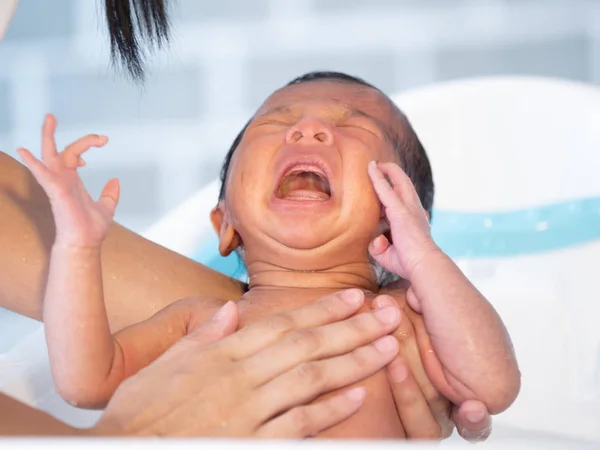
[234, 292, 406, 438]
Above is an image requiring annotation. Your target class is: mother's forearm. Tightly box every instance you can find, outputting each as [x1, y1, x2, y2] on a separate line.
[0, 393, 79, 436]
[0, 151, 245, 331]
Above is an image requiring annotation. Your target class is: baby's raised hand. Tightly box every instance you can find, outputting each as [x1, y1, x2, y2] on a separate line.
[18, 114, 119, 248]
[368, 161, 439, 282]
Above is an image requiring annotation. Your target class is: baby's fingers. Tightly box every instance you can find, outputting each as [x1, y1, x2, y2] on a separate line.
[17, 148, 54, 188]
[62, 134, 109, 169]
[369, 234, 401, 274]
[452, 400, 492, 442]
[41, 114, 60, 167]
[96, 178, 120, 218]
[368, 161, 403, 209]
[376, 162, 423, 208]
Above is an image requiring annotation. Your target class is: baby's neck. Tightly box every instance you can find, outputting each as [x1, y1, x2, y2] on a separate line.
[247, 260, 378, 292]
[238, 286, 344, 320]
[240, 261, 378, 316]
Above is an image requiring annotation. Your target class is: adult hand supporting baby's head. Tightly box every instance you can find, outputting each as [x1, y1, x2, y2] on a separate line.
[92, 290, 401, 438]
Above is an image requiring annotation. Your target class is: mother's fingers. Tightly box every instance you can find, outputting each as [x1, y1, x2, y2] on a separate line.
[373, 295, 439, 404]
[373, 294, 453, 437]
[386, 356, 451, 439]
[167, 302, 239, 360]
[241, 304, 402, 385]
[223, 289, 365, 360]
[253, 335, 399, 424]
[387, 356, 454, 440]
[256, 387, 366, 439]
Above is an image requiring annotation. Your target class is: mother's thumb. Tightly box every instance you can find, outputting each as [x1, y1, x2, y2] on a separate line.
[185, 301, 239, 346]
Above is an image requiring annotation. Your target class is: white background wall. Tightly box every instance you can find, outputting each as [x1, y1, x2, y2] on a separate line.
[0, 0, 599, 232]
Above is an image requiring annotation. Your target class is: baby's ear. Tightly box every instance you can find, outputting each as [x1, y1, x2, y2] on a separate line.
[210, 203, 242, 257]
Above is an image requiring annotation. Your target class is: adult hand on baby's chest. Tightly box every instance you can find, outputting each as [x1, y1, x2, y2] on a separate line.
[234, 298, 280, 328]
[234, 292, 332, 327]
[224, 289, 457, 440]
[371, 287, 456, 439]
[99, 291, 403, 438]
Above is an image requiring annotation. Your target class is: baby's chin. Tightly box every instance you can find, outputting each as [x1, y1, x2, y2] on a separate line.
[238, 207, 380, 260]
[270, 231, 337, 252]
[246, 229, 374, 268]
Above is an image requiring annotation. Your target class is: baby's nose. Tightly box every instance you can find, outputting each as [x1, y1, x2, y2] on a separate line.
[286, 118, 334, 145]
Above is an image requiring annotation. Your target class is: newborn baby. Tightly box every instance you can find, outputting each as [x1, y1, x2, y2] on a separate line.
[19, 71, 520, 439]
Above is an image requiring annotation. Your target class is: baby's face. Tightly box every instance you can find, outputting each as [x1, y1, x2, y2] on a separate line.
[220, 81, 401, 270]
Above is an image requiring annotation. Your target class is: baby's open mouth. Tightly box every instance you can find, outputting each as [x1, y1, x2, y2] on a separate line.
[276, 168, 331, 201]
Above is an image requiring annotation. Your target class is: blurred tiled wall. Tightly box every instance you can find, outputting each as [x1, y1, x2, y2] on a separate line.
[1, 0, 598, 231]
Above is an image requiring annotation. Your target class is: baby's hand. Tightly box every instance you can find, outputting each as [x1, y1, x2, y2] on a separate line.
[18, 114, 119, 248]
[367, 161, 439, 281]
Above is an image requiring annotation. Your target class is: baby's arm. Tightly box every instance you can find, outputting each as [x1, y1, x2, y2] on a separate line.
[18, 115, 118, 407]
[44, 243, 119, 408]
[18, 115, 220, 408]
[48, 284, 220, 409]
[405, 256, 519, 413]
[368, 162, 520, 414]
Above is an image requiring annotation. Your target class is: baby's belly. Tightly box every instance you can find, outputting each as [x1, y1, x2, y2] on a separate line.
[238, 301, 404, 439]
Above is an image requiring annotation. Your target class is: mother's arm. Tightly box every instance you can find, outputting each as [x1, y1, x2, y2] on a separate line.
[0, 151, 245, 331]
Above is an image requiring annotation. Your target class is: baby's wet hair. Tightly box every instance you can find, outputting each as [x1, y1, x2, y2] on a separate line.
[217, 71, 435, 287]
